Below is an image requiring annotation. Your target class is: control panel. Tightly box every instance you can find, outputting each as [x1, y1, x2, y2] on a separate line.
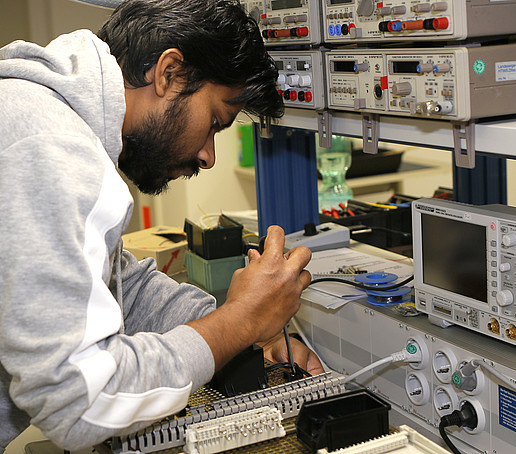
[270, 50, 326, 109]
[326, 50, 387, 112]
[326, 44, 516, 121]
[240, 0, 323, 46]
[413, 198, 516, 345]
[322, 0, 516, 43]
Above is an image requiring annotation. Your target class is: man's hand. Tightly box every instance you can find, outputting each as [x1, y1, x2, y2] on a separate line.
[259, 332, 324, 376]
[187, 225, 312, 370]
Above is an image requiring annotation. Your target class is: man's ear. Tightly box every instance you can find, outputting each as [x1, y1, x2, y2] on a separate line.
[152, 48, 184, 98]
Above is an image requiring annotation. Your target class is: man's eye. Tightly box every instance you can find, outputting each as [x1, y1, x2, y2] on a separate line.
[211, 118, 220, 131]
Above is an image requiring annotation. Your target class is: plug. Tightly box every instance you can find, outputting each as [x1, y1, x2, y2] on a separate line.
[452, 361, 479, 392]
[440, 400, 478, 431]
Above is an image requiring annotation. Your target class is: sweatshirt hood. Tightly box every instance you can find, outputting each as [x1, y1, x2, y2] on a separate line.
[0, 30, 125, 164]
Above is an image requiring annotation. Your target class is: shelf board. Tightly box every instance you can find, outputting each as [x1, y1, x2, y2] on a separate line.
[253, 109, 516, 158]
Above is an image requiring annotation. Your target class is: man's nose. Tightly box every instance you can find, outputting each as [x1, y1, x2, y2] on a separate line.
[197, 134, 216, 169]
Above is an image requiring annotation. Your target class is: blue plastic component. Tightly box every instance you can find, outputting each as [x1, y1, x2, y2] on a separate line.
[254, 124, 319, 237]
[328, 25, 335, 36]
[355, 272, 398, 286]
[390, 21, 402, 31]
[335, 24, 342, 35]
[366, 287, 412, 298]
[416, 65, 423, 73]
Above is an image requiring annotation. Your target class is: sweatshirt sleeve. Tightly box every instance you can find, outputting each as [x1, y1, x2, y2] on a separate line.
[0, 134, 216, 450]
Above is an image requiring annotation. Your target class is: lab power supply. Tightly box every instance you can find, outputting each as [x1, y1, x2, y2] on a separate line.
[270, 44, 516, 122]
[239, 0, 516, 46]
[325, 44, 516, 121]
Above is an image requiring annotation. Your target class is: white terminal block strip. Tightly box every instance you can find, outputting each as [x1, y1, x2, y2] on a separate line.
[184, 406, 285, 454]
[284, 222, 350, 252]
[112, 372, 348, 454]
[317, 425, 449, 454]
[322, 0, 516, 43]
[270, 50, 327, 110]
[326, 43, 516, 121]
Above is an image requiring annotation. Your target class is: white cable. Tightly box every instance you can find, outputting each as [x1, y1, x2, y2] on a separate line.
[343, 356, 394, 384]
[290, 317, 331, 372]
[343, 346, 423, 384]
[469, 359, 516, 392]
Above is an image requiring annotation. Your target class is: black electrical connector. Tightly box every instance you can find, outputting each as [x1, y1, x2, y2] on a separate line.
[438, 401, 478, 454]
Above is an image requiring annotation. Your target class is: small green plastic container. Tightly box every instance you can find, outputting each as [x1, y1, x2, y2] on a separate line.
[185, 250, 245, 292]
[238, 123, 255, 167]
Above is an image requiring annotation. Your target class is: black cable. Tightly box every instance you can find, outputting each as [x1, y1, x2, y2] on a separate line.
[438, 420, 462, 454]
[309, 275, 414, 291]
[438, 402, 478, 454]
[265, 361, 311, 378]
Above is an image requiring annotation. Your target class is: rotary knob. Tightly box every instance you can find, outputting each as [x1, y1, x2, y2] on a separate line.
[357, 0, 375, 16]
[391, 82, 412, 96]
[431, 2, 448, 12]
[391, 5, 407, 15]
[354, 62, 369, 72]
[502, 233, 516, 247]
[497, 290, 514, 307]
[417, 63, 434, 73]
[277, 74, 286, 84]
[500, 262, 511, 272]
[413, 3, 431, 13]
[287, 74, 300, 86]
[434, 63, 451, 73]
[298, 75, 312, 87]
[377, 6, 391, 16]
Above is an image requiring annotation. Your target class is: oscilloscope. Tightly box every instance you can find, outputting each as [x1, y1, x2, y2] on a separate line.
[413, 198, 516, 345]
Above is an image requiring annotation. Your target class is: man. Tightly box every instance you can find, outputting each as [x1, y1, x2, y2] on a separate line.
[0, 0, 323, 451]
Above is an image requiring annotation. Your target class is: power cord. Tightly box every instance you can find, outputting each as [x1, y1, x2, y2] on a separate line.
[455, 359, 516, 392]
[343, 343, 423, 384]
[438, 401, 478, 454]
[309, 274, 414, 291]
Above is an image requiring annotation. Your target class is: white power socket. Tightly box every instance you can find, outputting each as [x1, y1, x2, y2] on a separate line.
[284, 222, 350, 252]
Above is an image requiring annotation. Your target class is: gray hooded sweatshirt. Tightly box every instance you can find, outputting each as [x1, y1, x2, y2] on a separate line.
[0, 30, 216, 451]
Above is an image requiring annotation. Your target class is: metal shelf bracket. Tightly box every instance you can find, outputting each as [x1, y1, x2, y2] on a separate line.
[362, 113, 380, 154]
[259, 115, 272, 139]
[452, 120, 476, 169]
[317, 110, 333, 148]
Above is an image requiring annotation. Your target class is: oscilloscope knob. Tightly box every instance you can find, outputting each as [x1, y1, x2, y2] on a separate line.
[496, 290, 514, 307]
[502, 233, 516, 247]
[500, 262, 511, 273]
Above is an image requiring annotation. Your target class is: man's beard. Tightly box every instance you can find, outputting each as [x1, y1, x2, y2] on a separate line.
[118, 95, 200, 195]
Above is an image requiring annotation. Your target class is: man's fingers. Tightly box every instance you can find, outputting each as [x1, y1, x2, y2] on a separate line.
[262, 225, 286, 257]
[247, 248, 261, 262]
[299, 269, 312, 289]
[285, 245, 312, 269]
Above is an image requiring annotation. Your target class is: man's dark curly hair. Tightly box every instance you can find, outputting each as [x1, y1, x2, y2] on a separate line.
[97, 0, 283, 118]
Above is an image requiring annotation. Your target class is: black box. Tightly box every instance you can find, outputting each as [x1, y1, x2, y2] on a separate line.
[184, 215, 243, 260]
[296, 389, 390, 453]
[209, 344, 268, 397]
[320, 204, 413, 257]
